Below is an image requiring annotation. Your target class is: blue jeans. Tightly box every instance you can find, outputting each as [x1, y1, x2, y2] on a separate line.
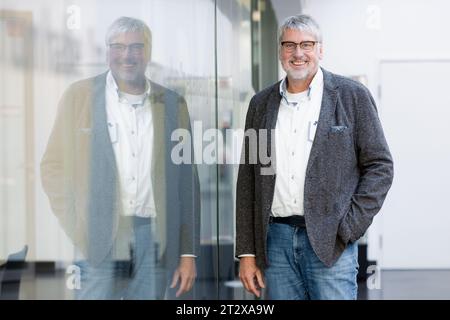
[75, 217, 166, 300]
[265, 222, 359, 300]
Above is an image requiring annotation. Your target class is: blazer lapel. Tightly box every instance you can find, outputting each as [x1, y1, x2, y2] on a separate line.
[305, 68, 338, 175]
[265, 82, 282, 158]
[149, 83, 166, 196]
[92, 73, 117, 173]
[87, 73, 118, 264]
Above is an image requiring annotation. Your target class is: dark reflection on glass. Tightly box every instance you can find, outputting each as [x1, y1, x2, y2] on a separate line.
[0, 246, 28, 299]
[40, 17, 200, 300]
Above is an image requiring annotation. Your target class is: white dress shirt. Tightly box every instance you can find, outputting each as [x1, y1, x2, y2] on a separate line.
[271, 68, 323, 217]
[105, 71, 156, 218]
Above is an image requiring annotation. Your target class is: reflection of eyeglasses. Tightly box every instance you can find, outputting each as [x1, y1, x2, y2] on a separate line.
[281, 41, 318, 53]
[109, 43, 145, 54]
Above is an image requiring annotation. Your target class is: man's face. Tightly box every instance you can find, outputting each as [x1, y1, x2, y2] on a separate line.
[107, 31, 150, 85]
[279, 28, 323, 82]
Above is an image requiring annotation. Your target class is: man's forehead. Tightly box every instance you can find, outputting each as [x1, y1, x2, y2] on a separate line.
[282, 28, 316, 41]
[110, 31, 145, 43]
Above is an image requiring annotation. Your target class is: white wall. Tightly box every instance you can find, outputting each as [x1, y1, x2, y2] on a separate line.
[302, 0, 450, 266]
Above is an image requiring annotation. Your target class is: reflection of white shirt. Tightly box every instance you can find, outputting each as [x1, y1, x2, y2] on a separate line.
[271, 68, 323, 217]
[105, 71, 156, 218]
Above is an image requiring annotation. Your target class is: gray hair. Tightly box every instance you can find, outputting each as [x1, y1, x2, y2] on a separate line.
[105, 16, 152, 49]
[278, 14, 322, 43]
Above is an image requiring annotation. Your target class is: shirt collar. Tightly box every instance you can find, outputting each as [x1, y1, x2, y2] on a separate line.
[106, 70, 151, 106]
[279, 67, 323, 106]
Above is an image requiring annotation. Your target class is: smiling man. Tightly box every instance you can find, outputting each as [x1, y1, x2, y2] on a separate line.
[236, 14, 393, 300]
[41, 17, 200, 299]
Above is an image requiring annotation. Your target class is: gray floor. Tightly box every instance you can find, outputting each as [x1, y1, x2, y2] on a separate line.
[14, 269, 450, 300]
[362, 270, 450, 300]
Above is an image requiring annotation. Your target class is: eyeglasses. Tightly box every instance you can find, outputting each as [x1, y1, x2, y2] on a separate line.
[109, 43, 145, 54]
[280, 41, 318, 53]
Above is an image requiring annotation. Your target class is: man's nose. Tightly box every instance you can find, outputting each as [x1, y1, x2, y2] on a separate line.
[292, 46, 305, 58]
[122, 46, 133, 57]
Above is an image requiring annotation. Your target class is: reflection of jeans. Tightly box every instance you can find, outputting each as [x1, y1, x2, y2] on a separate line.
[75, 217, 166, 300]
[265, 222, 358, 300]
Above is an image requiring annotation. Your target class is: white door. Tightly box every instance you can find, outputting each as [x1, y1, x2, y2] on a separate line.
[379, 60, 450, 269]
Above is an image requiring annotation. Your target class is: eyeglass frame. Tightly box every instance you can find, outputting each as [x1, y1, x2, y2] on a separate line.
[108, 42, 146, 54]
[280, 41, 319, 53]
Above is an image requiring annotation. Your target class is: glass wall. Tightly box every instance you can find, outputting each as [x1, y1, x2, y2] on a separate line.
[0, 0, 275, 300]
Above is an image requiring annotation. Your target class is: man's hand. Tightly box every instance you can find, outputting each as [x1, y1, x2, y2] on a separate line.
[239, 256, 265, 298]
[170, 256, 196, 297]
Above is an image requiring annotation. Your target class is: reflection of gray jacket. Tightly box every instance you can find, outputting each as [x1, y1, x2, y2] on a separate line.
[41, 72, 200, 271]
[236, 68, 393, 269]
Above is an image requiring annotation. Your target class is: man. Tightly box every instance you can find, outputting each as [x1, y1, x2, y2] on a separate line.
[236, 14, 393, 300]
[41, 17, 200, 299]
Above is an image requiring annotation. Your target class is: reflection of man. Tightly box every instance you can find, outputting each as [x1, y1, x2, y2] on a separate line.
[41, 17, 200, 299]
[236, 15, 393, 300]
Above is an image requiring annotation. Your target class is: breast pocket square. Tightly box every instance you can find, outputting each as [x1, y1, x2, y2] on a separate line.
[330, 125, 348, 133]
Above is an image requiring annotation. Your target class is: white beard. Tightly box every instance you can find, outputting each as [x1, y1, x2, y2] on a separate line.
[286, 68, 310, 81]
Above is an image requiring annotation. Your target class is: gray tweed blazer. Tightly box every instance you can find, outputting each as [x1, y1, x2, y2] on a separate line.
[236, 68, 393, 269]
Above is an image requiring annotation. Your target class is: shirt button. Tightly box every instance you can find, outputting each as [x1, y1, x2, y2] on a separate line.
[132, 153, 136, 157]
[291, 151, 295, 156]
[294, 129, 297, 133]
[291, 175, 294, 180]
[132, 177, 136, 181]
[294, 199, 297, 204]
[131, 131, 135, 135]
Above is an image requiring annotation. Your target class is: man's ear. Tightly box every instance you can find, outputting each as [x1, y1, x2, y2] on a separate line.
[318, 43, 324, 60]
[146, 44, 152, 63]
[106, 49, 110, 66]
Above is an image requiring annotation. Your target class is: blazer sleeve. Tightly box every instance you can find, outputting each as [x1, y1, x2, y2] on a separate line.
[235, 97, 258, 257]
[338, 86, 394, 244]
[177, 96, 201, 257]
